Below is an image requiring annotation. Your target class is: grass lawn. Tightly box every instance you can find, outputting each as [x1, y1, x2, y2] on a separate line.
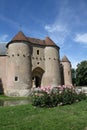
[0, 95, 29, 101]
[0, 99, 87, 130]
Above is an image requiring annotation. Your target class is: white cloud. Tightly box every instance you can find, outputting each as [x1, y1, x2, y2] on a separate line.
[71, 60, 78, 69]
[44, 1, 71, 45]
[45, 24, 67, 33]
[44, 23, 69, 45]
[74, 33, 87, 43]
[44, 1, 87, 45]
[0, 34, 8, 42]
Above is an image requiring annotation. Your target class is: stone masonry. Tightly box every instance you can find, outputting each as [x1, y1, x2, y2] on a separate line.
[0, 31, 72, 96]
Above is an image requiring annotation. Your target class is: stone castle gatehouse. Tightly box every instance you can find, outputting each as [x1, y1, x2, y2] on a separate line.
[0, 31, 72, 96]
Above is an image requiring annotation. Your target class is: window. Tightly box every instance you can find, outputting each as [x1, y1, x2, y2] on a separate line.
[23, 54, 25, 57]
[32, 77, 34, 80]
[15, 76, 18, 81]
[37, 50, 39, 55]
[68, 71, 70, 75]
[17, 54, 19, 56]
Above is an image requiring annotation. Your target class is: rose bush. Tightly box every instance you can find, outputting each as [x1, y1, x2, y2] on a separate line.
[31, 85, 86, 107]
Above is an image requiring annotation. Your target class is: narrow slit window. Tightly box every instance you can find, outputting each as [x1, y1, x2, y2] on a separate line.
[15, 76, 18, 81]
[17, 54, 19, 56]
[37, 50, 39, 55]
[68, 71, 70, 75]
[12, 54, 14, 57]
[23, 54, 25, 57]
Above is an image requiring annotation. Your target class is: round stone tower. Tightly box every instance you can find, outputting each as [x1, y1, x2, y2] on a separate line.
[61, 55, 72, 86]
[6, 31, 32, 97]
[42, 37, 61, 87]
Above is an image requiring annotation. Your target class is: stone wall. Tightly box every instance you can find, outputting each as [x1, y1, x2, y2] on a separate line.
[6, 42, 32, 96]
[0, 56, 6, 93]
[42, 46, 61, 87]
[61, 61, 72, 85]
[32, 45, 45, 70]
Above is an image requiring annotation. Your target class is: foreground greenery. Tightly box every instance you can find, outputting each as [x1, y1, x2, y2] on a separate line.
[0, 95, 29, 101]
[0, 99, 87, 130]
[32, 87, 86, 107]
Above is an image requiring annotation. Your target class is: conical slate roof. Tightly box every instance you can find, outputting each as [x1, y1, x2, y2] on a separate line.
[62, 55, 70, 62]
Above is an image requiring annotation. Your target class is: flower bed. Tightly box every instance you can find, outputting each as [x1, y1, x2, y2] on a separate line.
[31, 85, 86, 108]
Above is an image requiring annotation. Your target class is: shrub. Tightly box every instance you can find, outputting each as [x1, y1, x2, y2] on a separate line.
[32, 91, 59, 107]
[31, 86, 86, 108]
[77, 92, 86, 101]
[60, 88, 77, 105]
[31, 91, 46, 107]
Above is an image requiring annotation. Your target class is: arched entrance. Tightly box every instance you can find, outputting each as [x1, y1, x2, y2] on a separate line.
[32, 67, 44, 88]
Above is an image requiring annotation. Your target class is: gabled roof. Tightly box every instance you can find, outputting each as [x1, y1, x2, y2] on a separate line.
[62, 55, 70, 62]
[6, 31, 59, 48]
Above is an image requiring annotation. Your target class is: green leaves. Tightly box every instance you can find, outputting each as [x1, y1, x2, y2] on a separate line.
[76, 60, 87, 86]
[31, 87, 86, 108]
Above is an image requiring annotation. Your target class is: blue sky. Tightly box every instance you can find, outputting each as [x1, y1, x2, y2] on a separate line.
[0, 0, 87, 68]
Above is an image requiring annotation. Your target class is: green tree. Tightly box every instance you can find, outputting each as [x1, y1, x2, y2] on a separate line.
[71, 68, 76, 85]
[76, 60, 87, 86]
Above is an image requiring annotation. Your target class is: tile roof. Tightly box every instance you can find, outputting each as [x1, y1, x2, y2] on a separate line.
[27, 37, 45, 45]
[62, 55, 70, 62]
[6, 31, 59, 48]
[11, 31, 28, 41]
[45, 37, 56, 46]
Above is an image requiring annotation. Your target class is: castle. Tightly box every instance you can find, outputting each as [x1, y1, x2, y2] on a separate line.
[0, 31, 72, 97]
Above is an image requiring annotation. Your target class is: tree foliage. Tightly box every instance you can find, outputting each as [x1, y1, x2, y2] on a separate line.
[71, 68, 76, 85]
[76, 60, 87, 86]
